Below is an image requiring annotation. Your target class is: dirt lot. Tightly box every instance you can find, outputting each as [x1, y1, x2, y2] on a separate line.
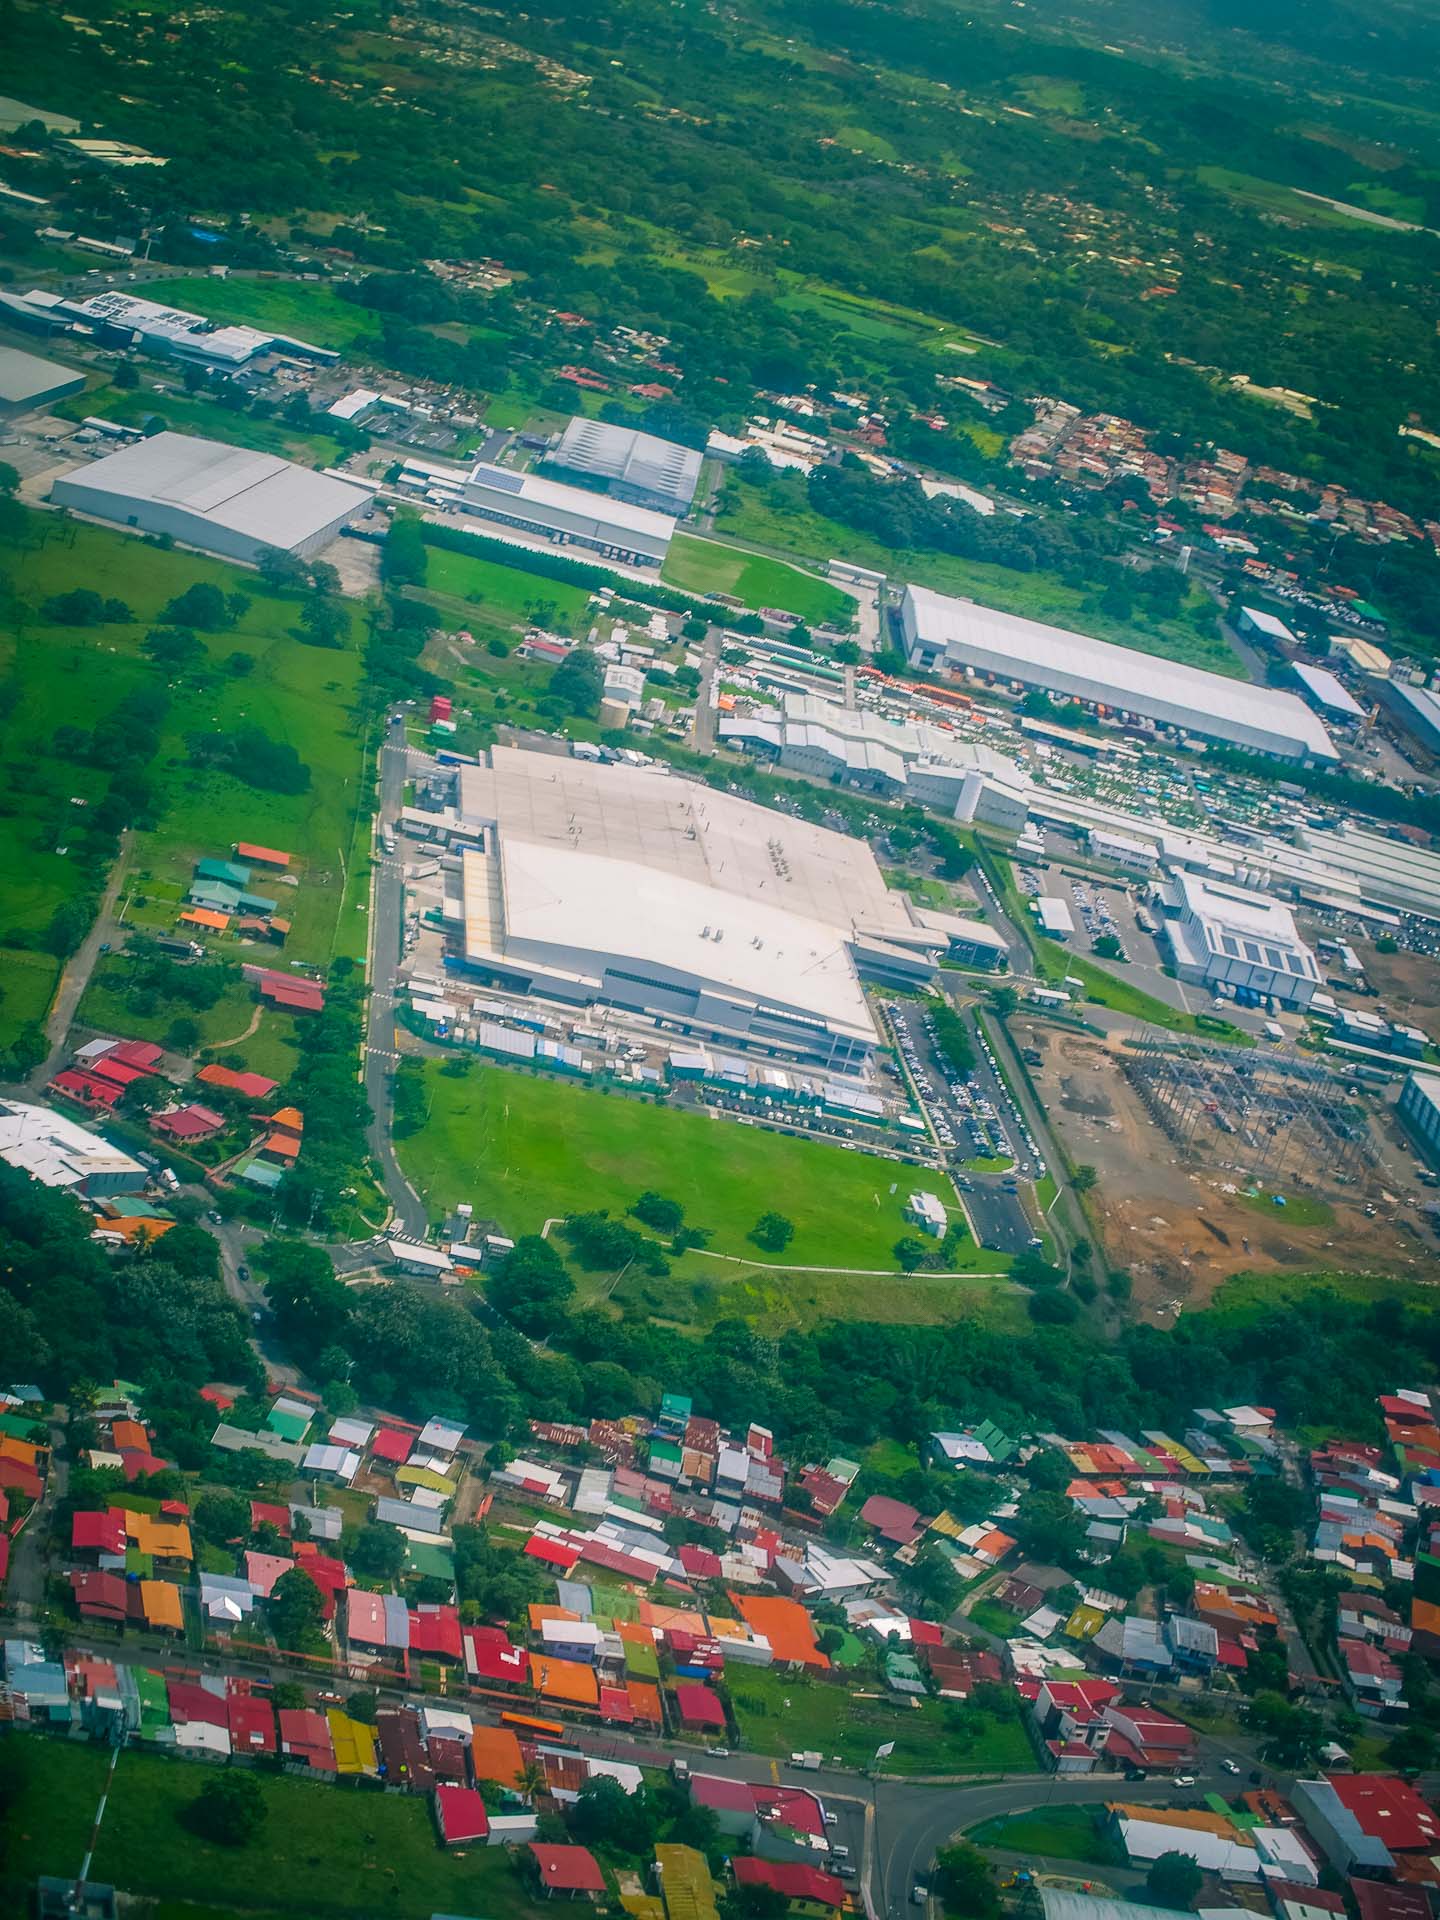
[1357, 940, 1440, 1030]
[1016, 1019, 1435, 1318]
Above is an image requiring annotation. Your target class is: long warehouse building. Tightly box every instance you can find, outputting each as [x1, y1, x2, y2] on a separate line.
[52, 431, 376, 562]
[899, 584, 1338, 764]
[459, 460, 676, 568]
[430, 746, 950, 1070]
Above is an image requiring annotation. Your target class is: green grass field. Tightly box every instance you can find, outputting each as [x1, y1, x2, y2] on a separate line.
[397, 1061, 1008, 1277]
[0, 511, 373, 975]
[422, 544, 593, 630]
[1238, 1189, 1335, 1228]
[0, 948, 60, 1051]
[728, 1668, 1037, 1775]
[662, 531, 859, 626]
[0, 1737, 549, 1919]
[144, 276, 382, 352]
[716, 477, 1242, 673]
[967, 1805, 1120, 1864]
[76, 959, 258, 1052]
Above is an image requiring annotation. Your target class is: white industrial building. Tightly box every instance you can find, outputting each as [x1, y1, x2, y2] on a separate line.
[548, 419, 702, 517]
[5, 286, 336, 366]
[1398, 1073, 1440, 1171]
[426, 746, 955, 1070]
[458, 460, 675, 567]
[1034, 896, 1075, 938]
[906, 1191, 948, 1237]
[1291, 662, 1366, 724]
[719, 691, 1032, 829]
[0, 344, 85, 414]
[899, 584, 1338, 764]
[1155, 871, 1321, 1007]
[1236, 605, 1297, 649]
[1087, 828, 1158, 873]
[51, 431, 376, 563]
[0, 1099, 147, 1197]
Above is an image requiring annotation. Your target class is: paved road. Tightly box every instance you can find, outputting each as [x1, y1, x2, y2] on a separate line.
[875, 1735, 1287, 1920]
[363, 735, 428, 1237]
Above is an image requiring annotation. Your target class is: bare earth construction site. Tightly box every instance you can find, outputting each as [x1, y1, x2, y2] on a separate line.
[1015, 1018, 1434, 1314]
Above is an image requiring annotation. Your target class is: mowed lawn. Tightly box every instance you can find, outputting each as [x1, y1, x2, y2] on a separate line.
[0, 1737, 549, 1920]
[0, 512, 373, 974]
[727, 1668, 1037, 1775]
[663, 531, 858, 627]
[145, 276, 382, 352]
[400, 1062, 924, 1267]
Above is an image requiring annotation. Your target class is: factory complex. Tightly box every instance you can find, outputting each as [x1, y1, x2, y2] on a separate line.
[2, 284, 337, 366]
[402, 746, 955, 1071]
[51, 431, 378, 563]
[719, 691, 1032, 830]
[900, 583, 1339, 764]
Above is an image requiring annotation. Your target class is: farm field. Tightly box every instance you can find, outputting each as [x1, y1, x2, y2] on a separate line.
[0, 1737, 549, 1920]
[396, 1060, 1013, 1279]
[0, 511, 374, 1055]
[662, 531, 859, 626]
[716, 477, 1242, 674]
[727, 1667, 1037, 1775]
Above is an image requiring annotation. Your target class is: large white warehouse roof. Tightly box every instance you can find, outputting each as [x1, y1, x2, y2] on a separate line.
[450, 746, 932, 1060]
[52, 431, 374, 561]
[901, 584, 1337, 763]
[552, 418, 701, 511]
[462, 460, 676, 553]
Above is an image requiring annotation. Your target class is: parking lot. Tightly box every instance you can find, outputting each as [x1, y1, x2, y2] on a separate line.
[884, 1001, 1039, 1255]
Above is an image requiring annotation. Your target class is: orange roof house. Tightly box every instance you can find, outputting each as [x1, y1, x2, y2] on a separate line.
[733, 1594, 830, 1670]
[235, 843, 291, 868]
[139, 1580, 185, 1633]
[180, 908, 230, 932]
[111, 1419, 149, 1454]
[625, 1680, 663, 1724]
[267, 1106, 304, 1136]
[470, 1723, 526, 1790]
[529, 1654, 600, 1707]
[115, 1508, 193, 1562]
